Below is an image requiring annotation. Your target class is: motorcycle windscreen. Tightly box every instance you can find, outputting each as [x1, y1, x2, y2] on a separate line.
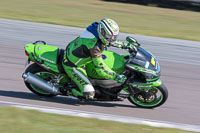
[131, 46, 160, 80]
[132, 46, 158, 71]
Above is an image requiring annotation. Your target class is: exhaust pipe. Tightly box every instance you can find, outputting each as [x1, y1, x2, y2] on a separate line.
[22, 72, 60, 95]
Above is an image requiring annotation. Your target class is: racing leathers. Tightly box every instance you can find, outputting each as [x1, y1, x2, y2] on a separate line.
[62, 22, 129, 99]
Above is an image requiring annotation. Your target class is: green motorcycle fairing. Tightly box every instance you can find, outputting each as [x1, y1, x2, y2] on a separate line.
[24, 43, 69, 85]
[128, 46, 161, 82]
[120, 45, 162, 94]
[25, 43, 60, 73]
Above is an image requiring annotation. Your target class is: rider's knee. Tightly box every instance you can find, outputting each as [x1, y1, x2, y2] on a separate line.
[84, 84, 94, 92]
[83, 84, 95, 99]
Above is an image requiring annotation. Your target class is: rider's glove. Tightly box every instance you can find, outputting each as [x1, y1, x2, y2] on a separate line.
[115, 74, 127, 83]
[122, 43, 135, 49]
[115, 41, 135, 50]
[114, 41, 137, 54]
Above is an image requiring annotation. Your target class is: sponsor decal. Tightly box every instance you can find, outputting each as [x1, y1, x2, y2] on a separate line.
[145, 61, 150, 68]
[39, 55, 55, 64]
[137, 85, 151, 88]
[71, 71, 88, 86]
[151, 57, 156, 66]
[131, 84, 151, 88]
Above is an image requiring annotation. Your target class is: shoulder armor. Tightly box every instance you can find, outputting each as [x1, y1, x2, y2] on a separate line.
[76, 37, 98, 49]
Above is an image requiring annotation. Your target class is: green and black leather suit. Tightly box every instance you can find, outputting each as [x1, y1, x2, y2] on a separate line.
[62, 22, 126, 98]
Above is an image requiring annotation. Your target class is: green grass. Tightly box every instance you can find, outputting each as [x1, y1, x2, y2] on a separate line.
[0, 0, 200, 41]
[0, 107, 196, 133]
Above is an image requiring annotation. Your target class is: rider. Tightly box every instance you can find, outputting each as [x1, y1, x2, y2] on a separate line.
[62, 18, 134, 100]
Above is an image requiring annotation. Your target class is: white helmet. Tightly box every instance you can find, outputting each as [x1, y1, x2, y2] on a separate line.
[97, 18, 119, 45]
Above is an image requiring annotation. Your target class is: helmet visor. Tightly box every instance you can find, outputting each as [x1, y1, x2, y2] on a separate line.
[101, 28, 117, 43]
[105, 34, 117, 42]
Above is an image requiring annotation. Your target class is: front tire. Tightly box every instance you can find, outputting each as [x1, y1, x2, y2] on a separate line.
[24, 63, 57, 97]
[128, 83, 168, 108]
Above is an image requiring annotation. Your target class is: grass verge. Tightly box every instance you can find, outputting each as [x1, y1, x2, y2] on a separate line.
[0, 0, 200, 41]
[0, 107, 196, 133]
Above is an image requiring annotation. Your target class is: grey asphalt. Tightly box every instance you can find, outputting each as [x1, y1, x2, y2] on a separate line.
[0, 18, 200, 126]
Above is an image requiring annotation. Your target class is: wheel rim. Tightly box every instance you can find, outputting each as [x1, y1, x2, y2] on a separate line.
[130, 87, 164, 107]
[29, 72, 55, 95]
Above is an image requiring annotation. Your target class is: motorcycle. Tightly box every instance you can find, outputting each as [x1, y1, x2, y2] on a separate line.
[22, 36, 168, 108]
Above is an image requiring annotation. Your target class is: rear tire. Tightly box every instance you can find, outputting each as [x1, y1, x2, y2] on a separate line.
[24, 63, 57, 97]
[128, 83, 168, 108]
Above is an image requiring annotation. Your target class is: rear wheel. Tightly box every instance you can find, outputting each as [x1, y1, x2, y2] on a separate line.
[24, 63, 57, 97]
[128, 83, 168, 108]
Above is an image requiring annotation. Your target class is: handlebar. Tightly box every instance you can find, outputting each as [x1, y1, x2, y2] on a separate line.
[128, 44, 137, 55]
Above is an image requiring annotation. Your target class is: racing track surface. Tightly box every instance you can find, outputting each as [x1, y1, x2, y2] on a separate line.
[0, 18, 200, 126]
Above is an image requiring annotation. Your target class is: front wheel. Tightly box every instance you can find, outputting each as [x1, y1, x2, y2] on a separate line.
[128, 83, 168, 108]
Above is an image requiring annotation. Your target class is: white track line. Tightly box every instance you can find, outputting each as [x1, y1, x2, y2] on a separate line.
[0, 101, 200, 132]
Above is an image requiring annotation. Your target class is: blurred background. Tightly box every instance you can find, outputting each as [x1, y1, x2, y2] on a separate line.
[0, 0, 200, 41]
[103, 0, 200, 12]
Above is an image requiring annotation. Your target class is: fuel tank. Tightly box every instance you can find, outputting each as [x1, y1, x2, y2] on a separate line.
[86, 51, 125, 79]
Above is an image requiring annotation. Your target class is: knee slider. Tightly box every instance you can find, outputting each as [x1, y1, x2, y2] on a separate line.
[83, 85, 95, 99]
[83, 84, 94, 93]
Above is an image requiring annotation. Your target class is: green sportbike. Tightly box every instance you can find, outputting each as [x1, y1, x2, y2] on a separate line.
[22, 37, 168, 108]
